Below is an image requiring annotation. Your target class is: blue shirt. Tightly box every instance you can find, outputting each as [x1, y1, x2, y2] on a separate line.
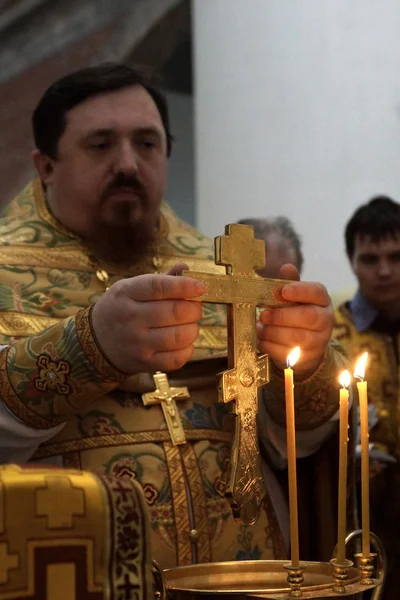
[348, 289, 379, 333]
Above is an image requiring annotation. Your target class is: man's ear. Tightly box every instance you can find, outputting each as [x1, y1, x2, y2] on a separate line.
[32, 150, 56, 185]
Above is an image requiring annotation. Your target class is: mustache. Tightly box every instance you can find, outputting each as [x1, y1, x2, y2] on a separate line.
[102, 173, 146, 198]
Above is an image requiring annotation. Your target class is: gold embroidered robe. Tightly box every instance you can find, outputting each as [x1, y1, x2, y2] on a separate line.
[0, 180, 349, 569]
[0, 464, 152, 599]
[334, 303, 400, 457]
[334, 303, 400, 598]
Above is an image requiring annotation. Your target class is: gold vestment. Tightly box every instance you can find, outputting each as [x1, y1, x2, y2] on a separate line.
[0, 180, 349, 570]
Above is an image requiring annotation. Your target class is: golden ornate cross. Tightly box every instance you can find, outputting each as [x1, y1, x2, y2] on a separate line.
[0, 542, 19, 584]
[142, 372, 189, 445]
[183, 224, 291, 525]
[36, 478, 85, 528]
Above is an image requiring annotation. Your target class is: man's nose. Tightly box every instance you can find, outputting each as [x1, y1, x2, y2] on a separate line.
[114, 142, 138, 175]
[377, 259, 392, 277]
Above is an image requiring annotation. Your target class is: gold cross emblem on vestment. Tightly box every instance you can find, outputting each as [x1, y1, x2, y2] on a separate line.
[36, 477, 85, 528]
[183, 224, 291, 525]
[142, 372, 189, 445]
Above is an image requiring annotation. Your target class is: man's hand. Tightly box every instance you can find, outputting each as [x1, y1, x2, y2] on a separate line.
[257, 264, 334, 376]
[91, 263, 204, 374]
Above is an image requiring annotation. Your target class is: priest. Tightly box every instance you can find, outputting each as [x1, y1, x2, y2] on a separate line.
[0, 63, 352, 569]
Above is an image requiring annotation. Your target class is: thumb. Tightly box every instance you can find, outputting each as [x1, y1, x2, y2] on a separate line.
[279, 263, 300, 282]
[167, 262, 190, 276]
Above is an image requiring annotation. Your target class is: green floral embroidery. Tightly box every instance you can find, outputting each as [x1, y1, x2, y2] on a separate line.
[0, 267, 76, 315]
[200, 302, 227, 327]
[168, 235, 214, 258]
[47, 269, 92, 290]
[235, 525, 262, 560]
[142, 483, 159, 506]
[77, 410, 124, 436]
[197, 442, 231, 499]
[104, 453, 139, 479]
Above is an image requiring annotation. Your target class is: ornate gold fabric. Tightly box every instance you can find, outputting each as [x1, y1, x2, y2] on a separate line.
[0, 181, 281, 569]
[0, 314, 122, 428]
[0, 180, 349, 573]
[334, 304, 399, 456]
[0, 464, 152, 599]
[0, 179, 227, 357]
[75, 306, 127, 384]
[333, 303, 400, 600]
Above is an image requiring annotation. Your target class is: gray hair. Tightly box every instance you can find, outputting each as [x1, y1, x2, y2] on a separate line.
[237, 216, 304, 273]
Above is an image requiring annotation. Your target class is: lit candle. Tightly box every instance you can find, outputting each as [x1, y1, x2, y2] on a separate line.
[354, 352, 370, 557]
[337, 370, 351, 563]
[284, 346, 301, 567]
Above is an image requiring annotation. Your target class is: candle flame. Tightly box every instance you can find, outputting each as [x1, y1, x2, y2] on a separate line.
[354, 352, 368, 381]
[287, 346, 301, 368]
[339, 370, 351, 388]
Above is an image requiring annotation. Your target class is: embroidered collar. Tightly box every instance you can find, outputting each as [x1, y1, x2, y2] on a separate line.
[33, 179, 77, 239]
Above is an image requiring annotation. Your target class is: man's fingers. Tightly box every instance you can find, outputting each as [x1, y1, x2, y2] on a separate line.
[139, 299, 203, 327]
[260, 304, 331, 332]
[280, 281, 330, 306]
[257, 322, 329, 351]
[149, 345, 195, 372]
[149, 323, 200, 352]
[279, 263, 300, 282]
[121, 273, 205, 302]
[257, 337, 324, 371]
[167, 262, 189, 276]
[256, 339, 293, 366]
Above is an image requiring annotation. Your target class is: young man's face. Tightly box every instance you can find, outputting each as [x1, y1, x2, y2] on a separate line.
[351, 233, 400, 315]
[34, 84, 168, 265]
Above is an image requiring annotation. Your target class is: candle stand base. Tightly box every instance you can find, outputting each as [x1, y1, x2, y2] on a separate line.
[153, 530, 386, 600]
[155, 557, 381, 600]
[354, 552, 377, 585]
[153, 528, 385, 600]
[329, 558, 353, 594]
[283, 563, 306, 597]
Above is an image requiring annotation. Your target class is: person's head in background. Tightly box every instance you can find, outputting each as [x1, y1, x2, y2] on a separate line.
[237, 217, 303, 278]
[345, 195, 400, 318]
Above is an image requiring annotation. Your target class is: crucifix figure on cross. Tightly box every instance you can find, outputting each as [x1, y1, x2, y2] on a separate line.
[183, 223, 291, 525]
[142, 372, 189, 446]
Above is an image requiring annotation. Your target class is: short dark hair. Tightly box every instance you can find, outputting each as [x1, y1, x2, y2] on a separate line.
[237, 216, 304, 273]
[32, 63, 174, 158]
[345, 195, 400, 259]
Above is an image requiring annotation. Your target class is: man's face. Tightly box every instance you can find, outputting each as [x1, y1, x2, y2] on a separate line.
[351, 233, 400, 314]
[35, 85, 168, 265]
[257, 233, 298, 279]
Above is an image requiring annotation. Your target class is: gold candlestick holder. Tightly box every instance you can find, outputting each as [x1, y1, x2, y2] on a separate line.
[283, 563, 307, 598]
[343, 529, 386, 591]
[354, 552, 377, 586]
[155, 532, 384, 600]
[153, 527, 385, 600]
[329, 558, 354, 594]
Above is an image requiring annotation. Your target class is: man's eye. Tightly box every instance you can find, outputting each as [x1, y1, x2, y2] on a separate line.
[360, 256, 377, 265]
[139, 140, 156, 150]
[91, 142, 110, 151]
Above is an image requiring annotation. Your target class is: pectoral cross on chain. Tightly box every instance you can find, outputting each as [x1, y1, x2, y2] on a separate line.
[183, 224, 290, 525]
[142, 372, 189, 445]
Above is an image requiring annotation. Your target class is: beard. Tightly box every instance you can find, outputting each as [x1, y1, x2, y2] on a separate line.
[83, 173, 159, 267]
[84, 208, 157, 267]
